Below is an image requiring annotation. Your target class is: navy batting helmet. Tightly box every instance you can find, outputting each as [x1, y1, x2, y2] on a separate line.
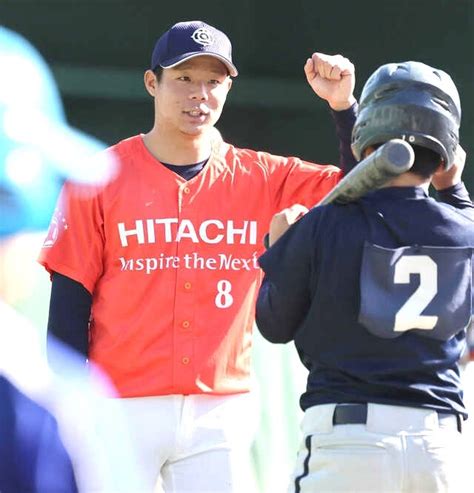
[351, 61, 461, 169]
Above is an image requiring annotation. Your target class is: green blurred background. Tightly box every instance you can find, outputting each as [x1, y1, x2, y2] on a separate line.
[1, 0, 472, 182]
[1, 1, 472, 491]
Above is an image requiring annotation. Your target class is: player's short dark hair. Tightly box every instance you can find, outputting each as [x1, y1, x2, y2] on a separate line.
[370, 143, 442, 178]
[410, 145, 443, 178]
[153, 66, 163, 82]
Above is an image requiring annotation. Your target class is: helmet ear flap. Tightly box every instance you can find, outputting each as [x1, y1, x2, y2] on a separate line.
[352, 61, 461, 170]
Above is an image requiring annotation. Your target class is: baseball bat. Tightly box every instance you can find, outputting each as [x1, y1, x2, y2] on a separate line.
[316, 139, 415, 206]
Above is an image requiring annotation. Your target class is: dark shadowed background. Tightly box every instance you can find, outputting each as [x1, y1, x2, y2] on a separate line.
[1, 0, 472, 184]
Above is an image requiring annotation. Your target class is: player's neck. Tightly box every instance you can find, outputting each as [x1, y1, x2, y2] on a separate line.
[384, 172, 430, 189]
[143, 127, 212, 165]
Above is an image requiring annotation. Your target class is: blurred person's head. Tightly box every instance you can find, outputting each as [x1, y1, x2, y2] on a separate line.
[0, 27, 117, 307]
[0, 26, 115, 237]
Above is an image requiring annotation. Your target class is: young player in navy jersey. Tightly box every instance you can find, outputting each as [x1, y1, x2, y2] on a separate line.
[256, 61, 473, 492]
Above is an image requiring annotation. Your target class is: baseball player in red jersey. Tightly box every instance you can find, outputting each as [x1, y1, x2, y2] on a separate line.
[39, 20, 357, 492]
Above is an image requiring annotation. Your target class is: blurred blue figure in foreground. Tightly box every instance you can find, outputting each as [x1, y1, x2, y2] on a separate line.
[0, 26, 141, 493]
[0, 27, 114, 236]
[0, 378, 74, 492]
[0, 303, 79, 493]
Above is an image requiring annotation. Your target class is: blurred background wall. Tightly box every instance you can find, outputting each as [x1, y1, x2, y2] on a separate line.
[1, 0, 472, 181]
[1, 1, 472, 491]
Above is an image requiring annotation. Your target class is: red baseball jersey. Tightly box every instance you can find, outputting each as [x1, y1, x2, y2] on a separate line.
[39, 135, 341, 397]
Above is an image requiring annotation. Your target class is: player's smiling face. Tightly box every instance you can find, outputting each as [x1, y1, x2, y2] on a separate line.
[152, 56, 232, 137]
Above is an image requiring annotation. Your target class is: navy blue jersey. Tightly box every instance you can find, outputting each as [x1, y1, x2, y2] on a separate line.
[256, 184, 474, 418]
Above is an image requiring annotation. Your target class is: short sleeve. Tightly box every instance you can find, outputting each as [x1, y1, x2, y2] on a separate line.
[38, 182, 105, 294]
[266, 154, 342, 214]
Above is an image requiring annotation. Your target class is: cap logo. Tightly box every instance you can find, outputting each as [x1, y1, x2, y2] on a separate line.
[191, 27, 214, 46]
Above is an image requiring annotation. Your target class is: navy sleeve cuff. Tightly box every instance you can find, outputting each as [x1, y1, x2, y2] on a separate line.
[436, 182, 473, 207]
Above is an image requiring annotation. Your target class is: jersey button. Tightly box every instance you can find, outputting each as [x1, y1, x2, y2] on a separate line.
[183, 187, 191, 194]
[182, 320, 190, 329]
[182, 357, 190, 365]
[184, 282, 192, 290]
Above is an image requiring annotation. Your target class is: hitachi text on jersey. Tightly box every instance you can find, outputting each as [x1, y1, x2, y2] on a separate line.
[117, 218, 258, 247]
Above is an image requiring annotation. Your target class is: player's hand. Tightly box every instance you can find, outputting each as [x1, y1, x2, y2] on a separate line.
[431, 145, 466, 190]
[269, 204, 309, 246]
[305, 53, 356, 111]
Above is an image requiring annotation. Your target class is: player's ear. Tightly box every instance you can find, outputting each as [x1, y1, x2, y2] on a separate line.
[362, 146, 376, 159]
[144, 70, 157, 97]
[225, 77, 233, 92]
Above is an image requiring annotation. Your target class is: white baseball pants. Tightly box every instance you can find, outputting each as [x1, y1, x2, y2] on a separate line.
[100, 393, 259, 493]
[290, 403, 469, 493]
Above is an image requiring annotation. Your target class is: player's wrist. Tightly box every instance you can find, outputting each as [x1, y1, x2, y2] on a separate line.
[328, 95, 357, 111]
[432, 180, 461, 191]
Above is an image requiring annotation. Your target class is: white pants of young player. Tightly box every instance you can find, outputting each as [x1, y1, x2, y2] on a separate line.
[290, 403, 469, 493]
[103, 392, 259, 493]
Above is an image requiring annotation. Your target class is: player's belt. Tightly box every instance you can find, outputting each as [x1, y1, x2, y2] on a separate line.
[332, 403, 462, 433]
[332, 403, 368, 425]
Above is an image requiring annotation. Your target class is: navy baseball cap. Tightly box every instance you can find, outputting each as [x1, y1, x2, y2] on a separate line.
[151, 20, 238, 77]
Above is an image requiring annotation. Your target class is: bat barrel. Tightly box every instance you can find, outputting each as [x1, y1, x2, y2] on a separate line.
[317, 139, 415, 206]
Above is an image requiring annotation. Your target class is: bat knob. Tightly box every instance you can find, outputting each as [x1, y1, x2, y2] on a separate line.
[381, 139, 415, 173]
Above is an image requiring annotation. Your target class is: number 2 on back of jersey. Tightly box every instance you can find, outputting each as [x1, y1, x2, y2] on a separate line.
[393, 255, 438, 332]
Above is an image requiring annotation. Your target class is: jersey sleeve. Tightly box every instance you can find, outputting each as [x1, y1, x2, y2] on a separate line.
[265, 153, 342, 214]
[38, 181, 105, 294]
[256, 210, 316, 343]
[47, 273, 91, 361]
[436, 182, 474, 220]
[330, 102, 358, 174]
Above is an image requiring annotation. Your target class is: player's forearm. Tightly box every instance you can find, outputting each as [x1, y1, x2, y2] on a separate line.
[47, 273, 91, 368]
[257, 218, 313, 342]
[255, 280, 299, 344]
[436, 182, 474, 220]
[330, 101, 358, 175]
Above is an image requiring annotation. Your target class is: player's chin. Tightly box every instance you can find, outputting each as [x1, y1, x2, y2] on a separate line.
[181, 123, 214, 137]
